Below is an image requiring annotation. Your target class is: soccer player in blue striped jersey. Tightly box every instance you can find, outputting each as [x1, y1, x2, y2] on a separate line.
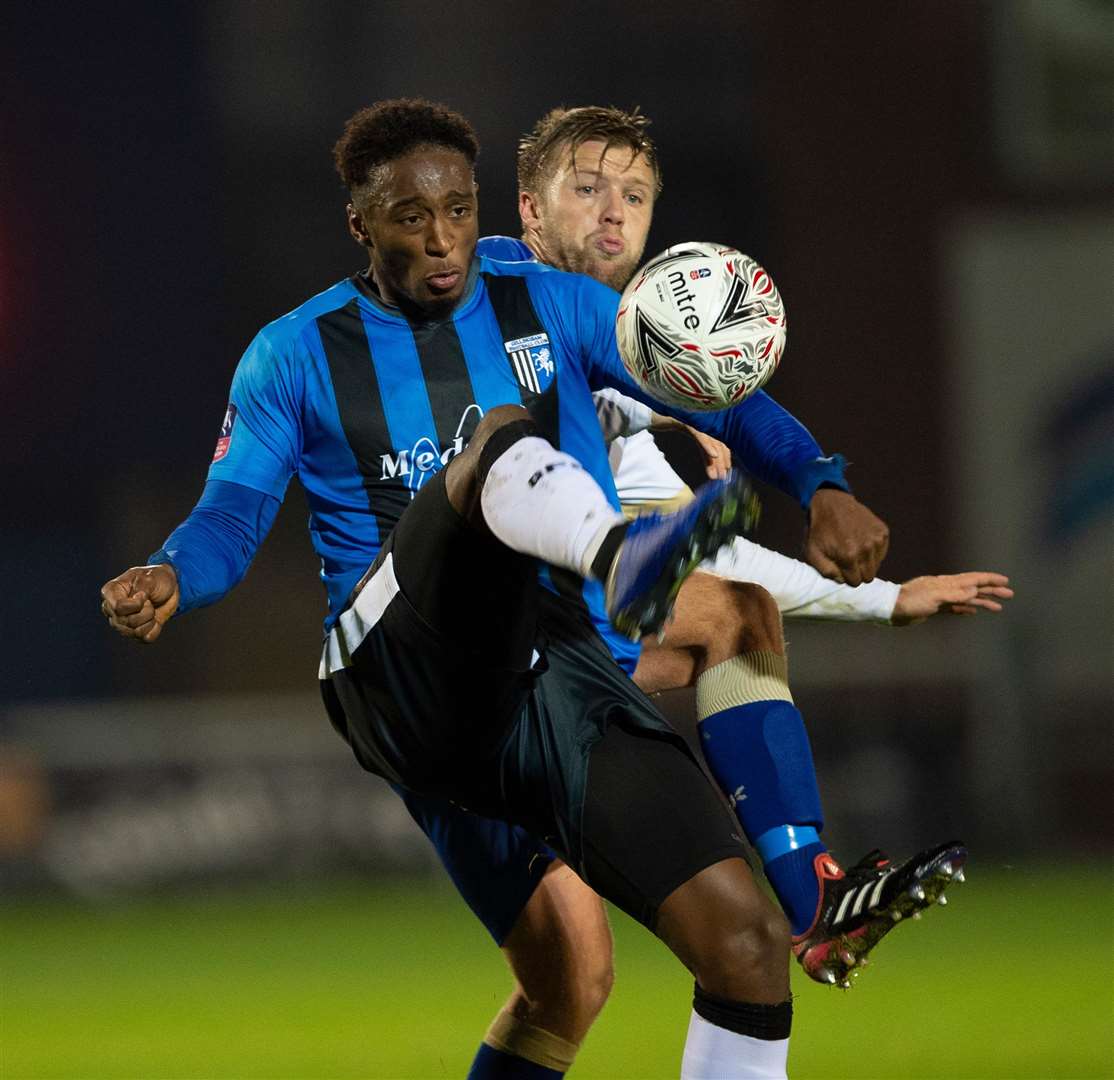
[102, 98, 822, 1077]
[102, 98, 818, 1077]
[99, 101, 976, 1077]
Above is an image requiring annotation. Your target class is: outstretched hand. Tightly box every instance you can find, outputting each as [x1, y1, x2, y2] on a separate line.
[100, 564, 180, 644]
[805, 489, 890, 585]
[892, 571, 1013, 626]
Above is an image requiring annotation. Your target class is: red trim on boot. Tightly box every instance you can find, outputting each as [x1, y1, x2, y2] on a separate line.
[791, 852, 845, 947]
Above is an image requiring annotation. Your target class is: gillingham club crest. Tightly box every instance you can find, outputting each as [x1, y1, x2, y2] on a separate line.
[504, 333, 555, 394]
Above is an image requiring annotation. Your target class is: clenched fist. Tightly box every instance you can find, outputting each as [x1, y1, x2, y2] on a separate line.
[805, 489, 890, 586]
[100, 564, 180, 644]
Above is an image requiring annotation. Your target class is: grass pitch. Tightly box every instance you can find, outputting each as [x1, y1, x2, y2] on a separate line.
[2, 864, 1110, 1079]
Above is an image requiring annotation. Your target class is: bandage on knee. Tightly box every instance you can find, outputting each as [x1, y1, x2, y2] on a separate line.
[696, 651, 793, 718]
[484, 1006, 580, 1073]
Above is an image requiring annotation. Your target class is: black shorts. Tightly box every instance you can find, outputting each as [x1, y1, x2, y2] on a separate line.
[498, 625, 748, 927]
[320, 470, 747, 928]
[389, 784, 557, 946]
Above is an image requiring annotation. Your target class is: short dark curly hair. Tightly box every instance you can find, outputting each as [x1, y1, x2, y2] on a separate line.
[333, 98, 480, 206]
[517, 105, 662, 197]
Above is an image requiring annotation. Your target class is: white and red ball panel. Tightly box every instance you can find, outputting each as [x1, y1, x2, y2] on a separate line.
[615, 242, 786, 411]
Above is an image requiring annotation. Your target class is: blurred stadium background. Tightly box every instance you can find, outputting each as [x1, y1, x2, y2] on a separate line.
[2, 2, 1111, 1077]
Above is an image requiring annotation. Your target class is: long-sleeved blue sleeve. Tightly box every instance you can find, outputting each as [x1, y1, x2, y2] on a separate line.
[148, 479, 281, 614]
[564, 273, 851, 506]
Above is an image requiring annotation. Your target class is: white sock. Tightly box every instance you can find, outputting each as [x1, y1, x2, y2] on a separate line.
[480, 436, 626, 578]
[681, 1010, 789, 1079]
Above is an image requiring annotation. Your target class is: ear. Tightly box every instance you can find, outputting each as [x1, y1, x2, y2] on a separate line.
[519, 190, 541, 234]
[346, 203, 371, 248]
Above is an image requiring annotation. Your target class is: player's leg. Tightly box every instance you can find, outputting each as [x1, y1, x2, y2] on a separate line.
[444, 404, 754, 639]
[392, 786, 611, 1078]
[476, 861, 612, 1078]
[660, 863, 795, 1078]
[636, 573, 829, 940]
[323, 409, 785, 1071]
[576, 720, 793, 1078]
[636, 572, 967, 986]
[482, 616, 796, 1077]
[444, 403, 628, 573]
[325, 400, 749, 785]
[616, 442, 835, 952]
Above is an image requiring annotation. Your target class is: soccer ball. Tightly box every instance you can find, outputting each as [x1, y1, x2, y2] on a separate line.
[615, 242, 787, 411]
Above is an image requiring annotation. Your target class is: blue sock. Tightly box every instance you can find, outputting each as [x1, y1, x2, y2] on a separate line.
[467, 1043, 565, 1079]
[699, 699, 827, 936]
[759, 833, 827, 936]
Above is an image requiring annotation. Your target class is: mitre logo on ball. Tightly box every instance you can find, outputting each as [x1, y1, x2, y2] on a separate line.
[615, 242, 787, 411]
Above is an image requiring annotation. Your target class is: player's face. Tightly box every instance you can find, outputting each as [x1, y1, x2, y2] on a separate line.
[356, 146, 478, 316]
[522, 139, 656, 290]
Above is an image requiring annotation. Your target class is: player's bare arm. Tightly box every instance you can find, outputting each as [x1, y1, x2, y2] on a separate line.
[891, 571, 1013, 626]
[804, 487, 890, 585]
[100, 564, 180, 643]
[600, 397, 1007, 627]
[701, 532, 1012, 627]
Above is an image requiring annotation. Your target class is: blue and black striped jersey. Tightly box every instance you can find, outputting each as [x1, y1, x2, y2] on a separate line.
[166, 252, 846, 674]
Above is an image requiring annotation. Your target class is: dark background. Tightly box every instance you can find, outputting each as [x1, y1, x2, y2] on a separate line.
[2, 2, 1111, 870]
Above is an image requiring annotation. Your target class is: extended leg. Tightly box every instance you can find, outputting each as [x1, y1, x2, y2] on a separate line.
[445, 405, 754, 640]
[635, 571, 968, 987]
[470, 861, 613, 1078]
[636, 574, 828, 939]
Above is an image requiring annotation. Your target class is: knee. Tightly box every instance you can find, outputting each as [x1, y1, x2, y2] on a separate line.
[578, 946, 615, 1019]
[503, 863, 615, 1040]
[710, 581, 784, 664]
[710, 904, 792, 976]
[470, 404, 533, 451]
[542, 936, 615, 1023]
[658, 860, 791, 1002]
[694, 904, 792, 1000]
[445, 404, 534, 519]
